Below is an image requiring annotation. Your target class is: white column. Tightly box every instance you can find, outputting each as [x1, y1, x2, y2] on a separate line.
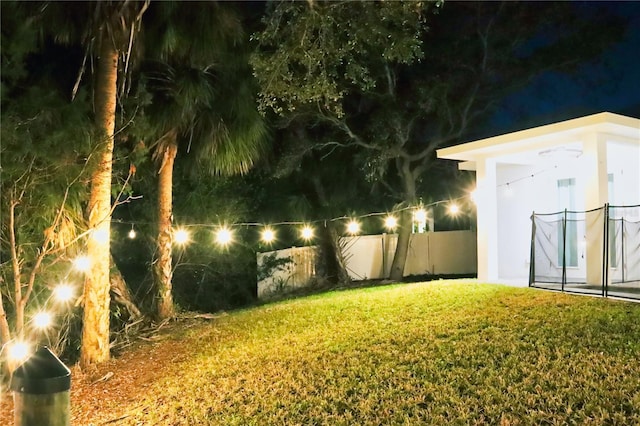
[475, 158, 499, 281]
[583, 133, 608, 210]
[582, 133, 608, 285]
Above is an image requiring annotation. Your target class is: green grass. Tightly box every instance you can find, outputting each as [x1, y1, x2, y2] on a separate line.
[104, 281, 640, 425]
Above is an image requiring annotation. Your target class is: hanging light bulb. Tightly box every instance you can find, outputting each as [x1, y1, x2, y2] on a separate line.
[261, 228, 275, 243]
[470, 189, 477, 204]
[301, 226, 314, 240]
[216, 227, 233, 245]
[346, 220, 360, 235]
[448, 203, 460, 215]
[7, 341, 30, 364]
[33, 311, 52, 329]
[174, 228, 190, 245]
[91, 227, 110, 243]
[384, 216, 398, 230]
[414, 208, 427, 222]
[54, 284, 74, 302]
[73, 255, 91, 272]
[128, 227, 137, 239]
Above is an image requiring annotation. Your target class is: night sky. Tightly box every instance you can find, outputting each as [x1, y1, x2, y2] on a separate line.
[488, 1, 640, 137]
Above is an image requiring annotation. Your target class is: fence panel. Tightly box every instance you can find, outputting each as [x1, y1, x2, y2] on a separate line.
[607, 205, 640, 300]
[258, 231, 477, 298]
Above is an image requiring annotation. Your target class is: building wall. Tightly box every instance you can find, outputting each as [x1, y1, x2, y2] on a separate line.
[494, 136, 639, 284]
[496, 164, 537, 280]
[607, 140, 640, 206]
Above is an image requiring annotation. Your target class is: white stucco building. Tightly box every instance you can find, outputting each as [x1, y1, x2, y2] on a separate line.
[437, 112, 640, 285]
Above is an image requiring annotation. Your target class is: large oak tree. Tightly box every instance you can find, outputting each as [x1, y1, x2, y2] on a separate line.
[252, 1, 625, 280]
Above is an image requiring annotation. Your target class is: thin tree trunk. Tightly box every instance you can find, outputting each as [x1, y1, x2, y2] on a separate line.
[110, 256, 142, 319]
[9, 199, 24, 337]
[0, 287, 11, 348]
[154, 134, 178, 320]
[389, 209, 412, 281]
[81, 35, 118, 368]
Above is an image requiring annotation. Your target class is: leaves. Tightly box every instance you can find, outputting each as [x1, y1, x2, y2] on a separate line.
[251, 1, 431, 117]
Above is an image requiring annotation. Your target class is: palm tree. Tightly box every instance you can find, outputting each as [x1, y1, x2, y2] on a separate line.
[142, 2, 268, 319]
[34, 0, 148, 367]
[82, 0, 148, 368]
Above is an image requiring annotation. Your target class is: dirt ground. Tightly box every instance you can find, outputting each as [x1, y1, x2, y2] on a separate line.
[0, 317, 202, 425]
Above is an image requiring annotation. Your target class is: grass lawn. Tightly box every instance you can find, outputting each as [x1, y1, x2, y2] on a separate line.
[3, 280, 640, 425]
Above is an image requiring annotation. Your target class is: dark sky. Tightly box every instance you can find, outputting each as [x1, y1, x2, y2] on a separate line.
[489, 1, 640, 135]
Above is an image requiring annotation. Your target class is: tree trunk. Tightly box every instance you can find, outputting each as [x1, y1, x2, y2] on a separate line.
[110, 256, 142, 319]
[80, 35, 118, 368]
[154, 134, 178, 320]
[0, 291, 12, 348]
[389, 209, 412, 281]
[318, 222, 351, 285]
[389, 159, 418, 282]
[311, 174, 351, 286]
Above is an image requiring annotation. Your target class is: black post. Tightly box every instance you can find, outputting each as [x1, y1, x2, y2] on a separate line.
[10, 346, 71, 426]
[621, 216, 625, 283]
[562, 209, 567, 292]
[529, 212, 536, 287]
[603, 204, 609, 297]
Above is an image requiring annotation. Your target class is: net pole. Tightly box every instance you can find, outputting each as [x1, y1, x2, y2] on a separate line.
[621, 216, 625, 284]
[562, 209, 567, 291]
[529, 212, 536, 287]
[603, 204, 609, 297]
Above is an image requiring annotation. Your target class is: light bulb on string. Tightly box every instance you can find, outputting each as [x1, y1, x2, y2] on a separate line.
[301, 226, 314, 240]
[91, 227, 110, 244]
[216, 227, 233, 246]
[413, 208, 427, 222]
[448, 203, 460, 215]
[54, 283, 74, 303]
[73, 255, 91, 272]
[128, 226, 137, 239]
[346, 220, 360, 235]
[33, 311, 52, 330]
[384, 216, 398, 230]
[470, 189, 477, 204]
[174, 228, 190, 245]
[261, 228, 275, 243]
[7, 341, 31, 364]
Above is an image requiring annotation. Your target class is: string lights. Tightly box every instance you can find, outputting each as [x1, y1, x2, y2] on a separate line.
[174, 228, 190, 245]
[215, 227, 233, 246]
[73, 255, 91, 272]
[91, 228, 110, 244]
[7, 341, 30, 364]
[33, 312, 53, 329]
[301, 225, 314, 240]
[107, 192, 483, 248]
[496, 165, 559, 192]
[3, 258, 86, 364]
[346, 220, 360, 235]
[2, 165, 565, 365]
[261, 228, 276, 243]
[53, 284, 75, 303]
[384, 215, 398, 230]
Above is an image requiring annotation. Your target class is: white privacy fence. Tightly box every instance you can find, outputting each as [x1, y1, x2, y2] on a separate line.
[257, 230, 477, 298]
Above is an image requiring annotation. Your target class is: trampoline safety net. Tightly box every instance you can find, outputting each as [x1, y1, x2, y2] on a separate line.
[530, 204, 640, 300]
